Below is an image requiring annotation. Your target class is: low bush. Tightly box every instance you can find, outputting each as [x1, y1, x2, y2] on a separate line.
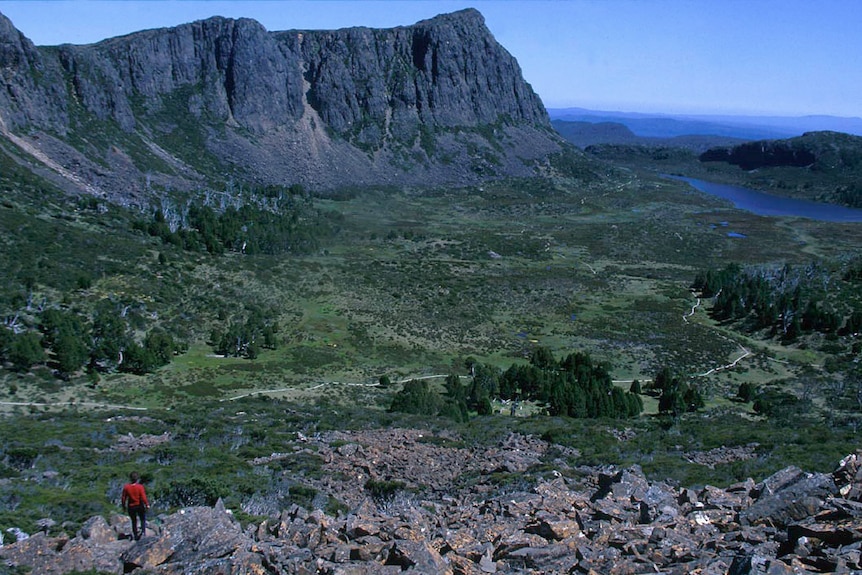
[364, 479, 406, 501]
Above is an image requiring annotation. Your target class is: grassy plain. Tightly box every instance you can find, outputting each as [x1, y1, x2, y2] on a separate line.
[2, 163, 859, 409]
[2, 152, 862, 534]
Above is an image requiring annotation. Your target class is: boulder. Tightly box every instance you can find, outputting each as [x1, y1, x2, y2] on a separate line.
[384, 540, 451, 573]
[523, 511, 581, 541]
[740, 472, 837, 527]
[121, 504, 246, 571]
[78, 515, 117, 544]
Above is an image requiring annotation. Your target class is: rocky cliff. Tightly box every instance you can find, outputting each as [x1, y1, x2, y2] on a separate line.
[0, 9, 564, 204]
[2, 429, 862, 574]
[698, 131, 862, 207]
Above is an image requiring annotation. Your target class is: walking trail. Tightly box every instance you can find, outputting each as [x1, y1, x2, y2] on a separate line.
[1, 295, 754, 410]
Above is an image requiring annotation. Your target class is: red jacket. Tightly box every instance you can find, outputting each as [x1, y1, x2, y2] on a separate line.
[121, 482, 149, 508]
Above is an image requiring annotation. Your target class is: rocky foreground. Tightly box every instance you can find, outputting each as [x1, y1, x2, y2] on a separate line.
[3, 430, 862, 574]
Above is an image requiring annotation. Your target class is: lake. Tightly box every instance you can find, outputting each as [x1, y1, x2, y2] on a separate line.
[668, 176, 862, 223]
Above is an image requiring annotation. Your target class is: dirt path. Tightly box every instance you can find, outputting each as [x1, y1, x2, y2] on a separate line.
[221, 374, 455, 402]
[0, 400, 147, 411]
[684, 290, 753, 376]
[697, 343, 752, 376]
[683, 295, 701, 323]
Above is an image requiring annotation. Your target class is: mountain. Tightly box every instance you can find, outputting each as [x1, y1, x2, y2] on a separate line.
[0, 9, 565, 205]
[699, 131, 862, 207]
[548, 107, 862, 140]
[551, 119, 746, 151]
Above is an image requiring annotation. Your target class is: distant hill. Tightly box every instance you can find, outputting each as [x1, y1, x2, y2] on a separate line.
[700, 131, 862, 207]
[548, 107, 862, 140]
[551, 119, 745, 152]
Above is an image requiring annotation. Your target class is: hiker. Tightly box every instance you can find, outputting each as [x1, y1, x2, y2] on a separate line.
[121, 471, 150, 540]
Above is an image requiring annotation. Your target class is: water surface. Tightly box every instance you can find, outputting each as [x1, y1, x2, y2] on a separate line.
[669, 176, 862, 222]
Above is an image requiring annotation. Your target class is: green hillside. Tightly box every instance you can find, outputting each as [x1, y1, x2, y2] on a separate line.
[2, 146, 862, 534]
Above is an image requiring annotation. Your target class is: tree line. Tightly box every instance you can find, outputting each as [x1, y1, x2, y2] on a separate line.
[692, 261, 862, 341]
[0, 300, 183, 379]
[208, 304, 280, 359]
[134, 185, 341, 256]
[389, 347, 644, 421]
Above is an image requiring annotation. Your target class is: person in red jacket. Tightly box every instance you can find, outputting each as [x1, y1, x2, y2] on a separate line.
[121, 471, 150, 540]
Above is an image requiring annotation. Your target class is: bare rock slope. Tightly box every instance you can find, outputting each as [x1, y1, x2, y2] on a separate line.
[3, 429, 862, 574]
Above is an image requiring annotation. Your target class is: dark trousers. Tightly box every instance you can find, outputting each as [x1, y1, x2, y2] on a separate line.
[128, 505, 147, 540]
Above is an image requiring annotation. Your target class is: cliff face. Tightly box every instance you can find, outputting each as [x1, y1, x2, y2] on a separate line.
[0, 9, 564, 202]
[0, 13, 68, 130]
[699, 131, 862, 207]
[699, 139, 816, 171]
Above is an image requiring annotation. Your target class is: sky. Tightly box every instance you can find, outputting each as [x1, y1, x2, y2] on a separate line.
[1, 0, 860, 119]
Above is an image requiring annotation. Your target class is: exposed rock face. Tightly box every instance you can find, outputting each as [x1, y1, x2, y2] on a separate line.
[0, 13, 68, 130]
[699, 130, 862, 172]
[699, 139, 816, 170]
[0, 9, 564, 203]
[697, 130, 862, 207]
[4, 434, 862, 575]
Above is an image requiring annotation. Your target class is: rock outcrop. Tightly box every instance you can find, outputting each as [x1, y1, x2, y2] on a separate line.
[4, 432, 862, 575]
[698, 130, 862, 207]
[699, 139, 816, 170]
[0, 9, 565, 204]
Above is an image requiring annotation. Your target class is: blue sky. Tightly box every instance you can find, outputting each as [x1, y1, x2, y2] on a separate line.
[2, 1, 860, 118]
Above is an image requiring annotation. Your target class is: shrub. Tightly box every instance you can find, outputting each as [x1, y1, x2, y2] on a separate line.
[364, 479, 406, 501]
[287, 485, 318, 510]
[158, 476, 229, 508]
[5, 446, 39, 470]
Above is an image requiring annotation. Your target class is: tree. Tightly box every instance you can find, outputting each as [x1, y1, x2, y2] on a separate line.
[684, 386, 705, 412]
[90, 302, 129, 370]
[0, 327, 15, 362]
[464, 356, 477, 375]
[378, 375, 392, 387]
[40, 309, 89, 377]
[650, 366, 676, 396]
[475, 395, 493, 416]
[144, 330, 176, 366]
[9, 332, 45, 372]
[629, 380, 642, 394]
[441, 374, 469, 422]
[119, 342, 156, 375]
[54, 331, 89, 377]
[658, 384, 686, 417]
[529, 346, 557, 370]
[737, 382, 757, 402]
[654, 367, 687, 416]
[469, 363, 500, 409]
[389, 380, 442, 416]
[262, 325, 278, 349]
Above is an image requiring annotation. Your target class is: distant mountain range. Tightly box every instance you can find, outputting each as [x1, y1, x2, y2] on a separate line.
[548, 107, 862, 141]
[550, 120, 746, 152]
